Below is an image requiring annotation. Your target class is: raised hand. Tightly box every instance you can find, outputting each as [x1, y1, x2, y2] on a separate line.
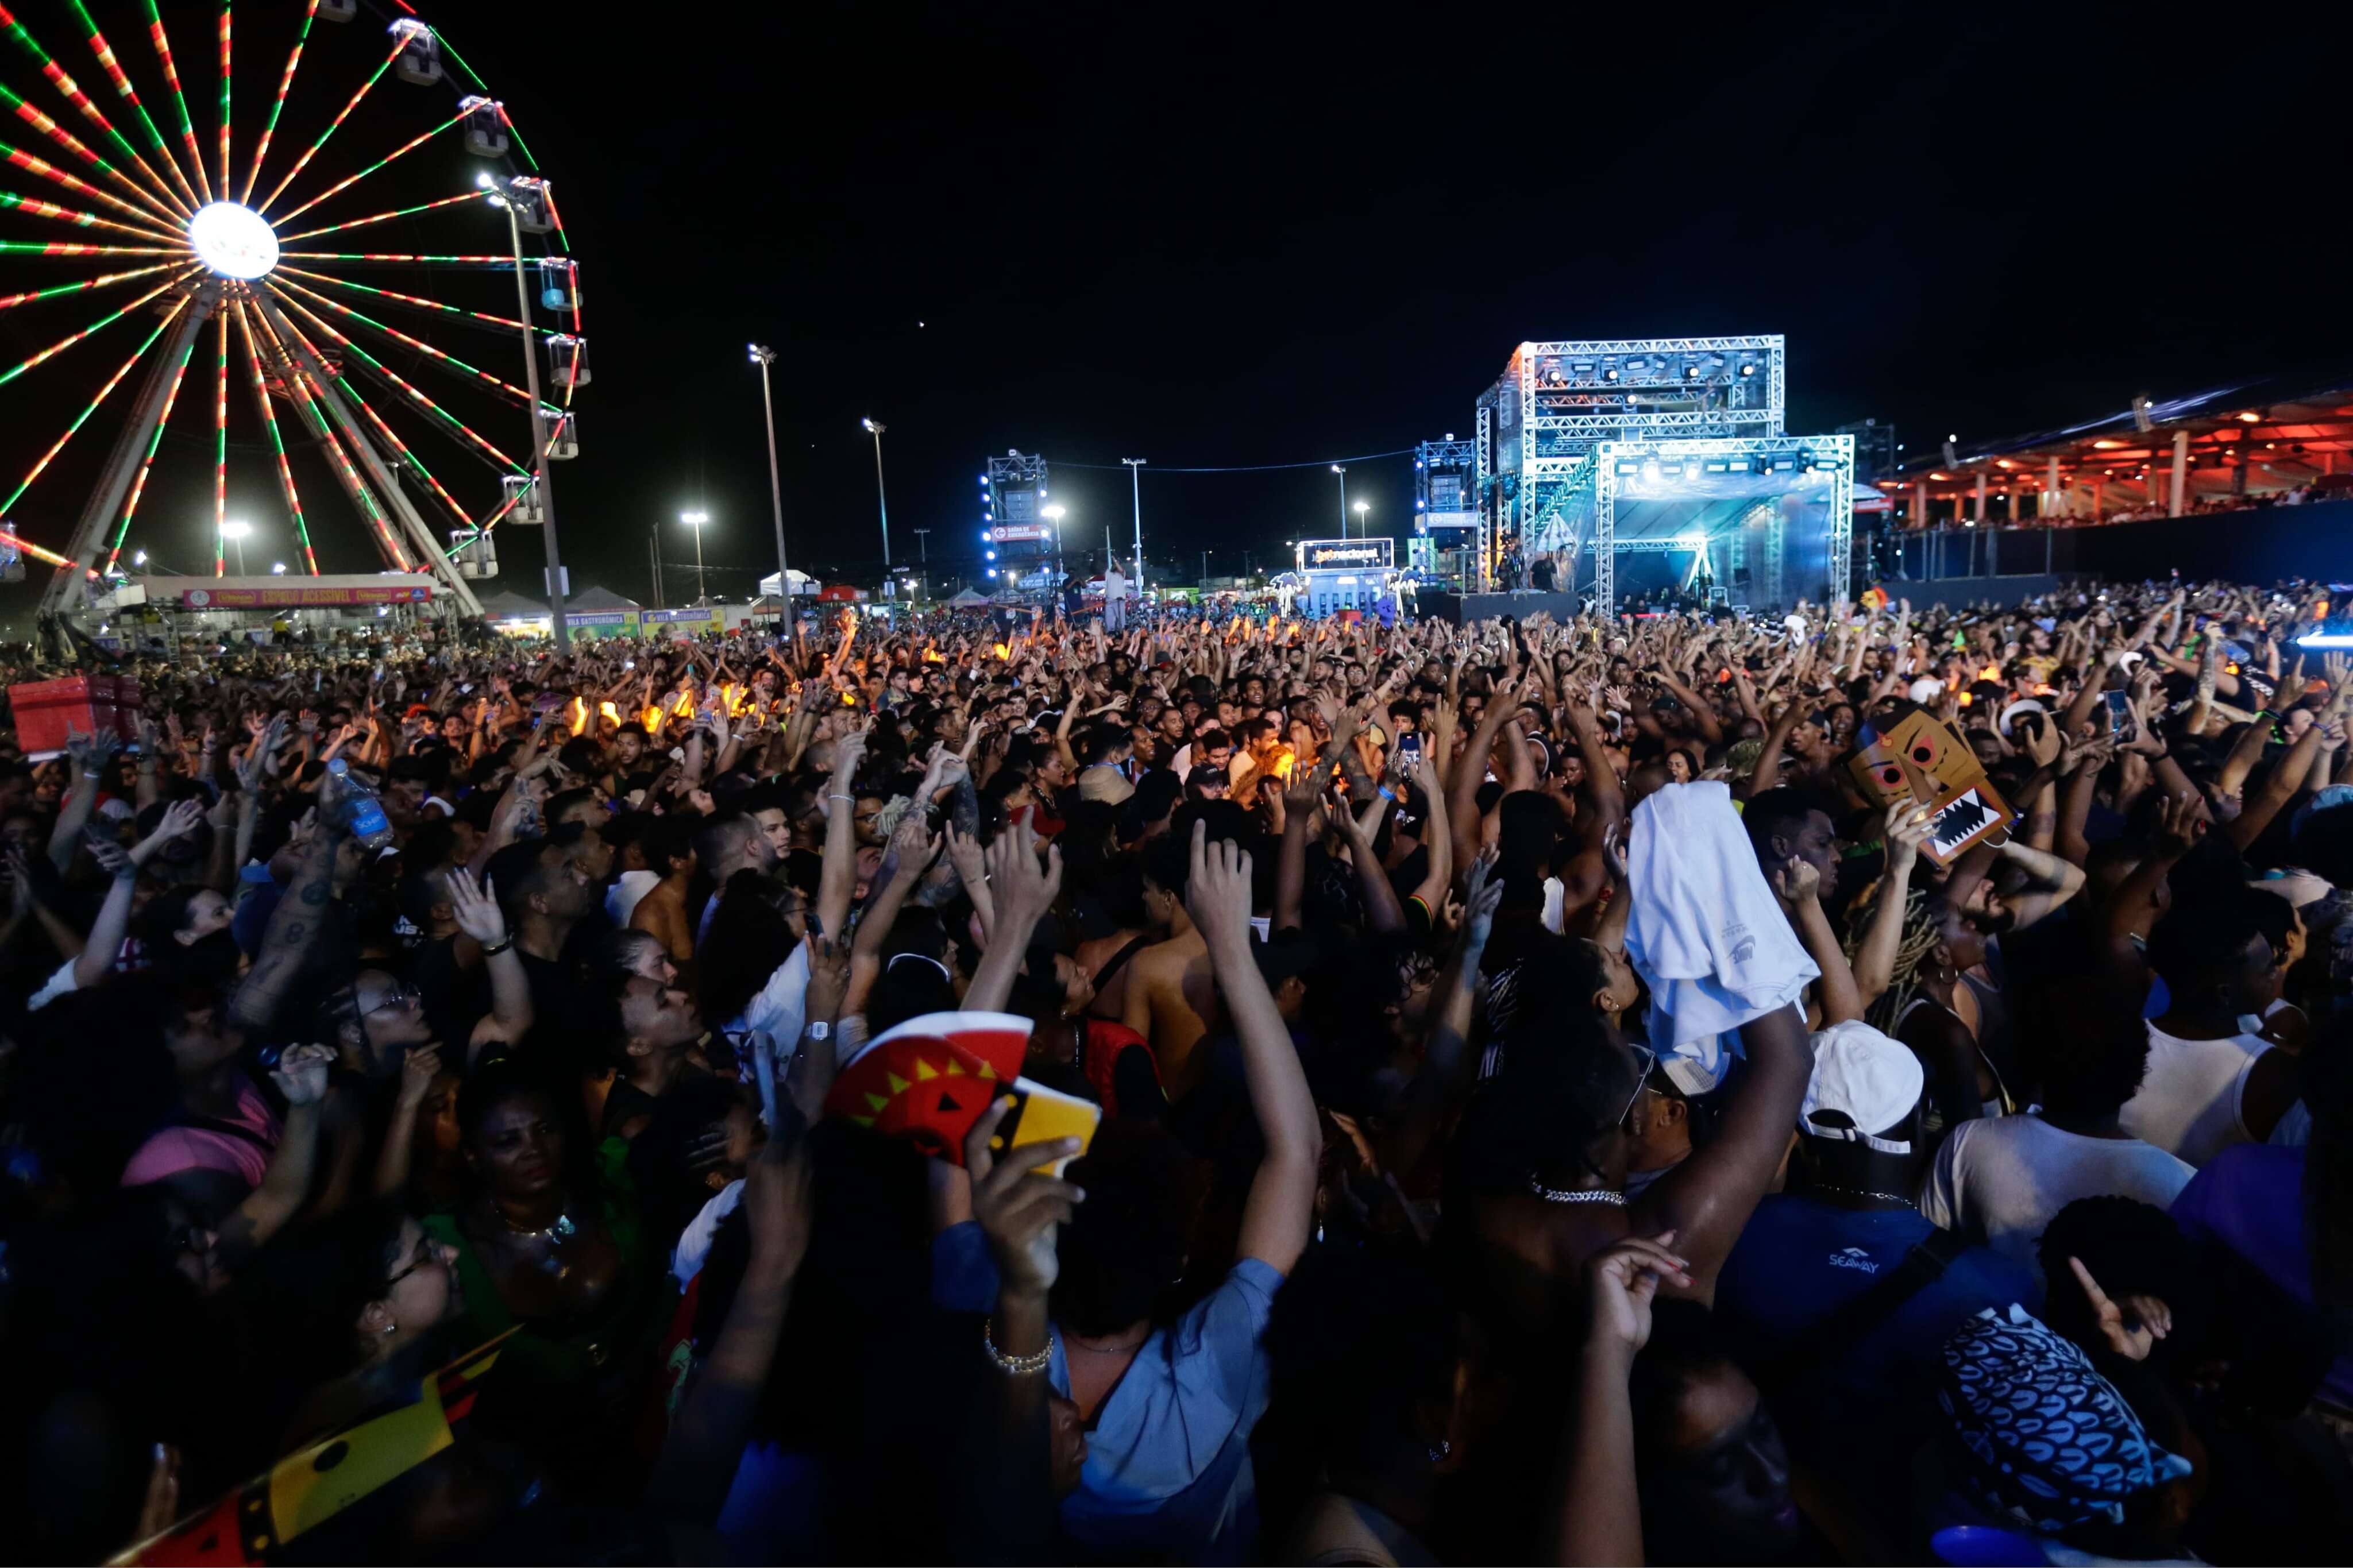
[1183, 817, 1256, 952]
[64, 724, 121, 779]
[395, 1044, 443, 1112]
[1459, 844, 1505, 951]
[445, 868, 508, 948]
[129, 798, 206, 867]
[1772, 854, 1821, 906]
[1583, 1231, 1692, 1362]
[1884, 801, 1932, 872]
[2152, 790, 2209, 859]
[2066, 1254, 2169, 1362]
[268, 1042, 337, 1107]
[985, 818, 1063, 926]
[963, 1093, 1084, 1299]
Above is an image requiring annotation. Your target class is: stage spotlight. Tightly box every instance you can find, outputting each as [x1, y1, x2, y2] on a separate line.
[1660, 462, 1685, 477]
[1703, 460, 1729, 474]
[1615, 461, 1640, 476]
[1604, 368, 1619, 381]
[1684, 365, 1699, 379]
[1738, 364, 1755, 377]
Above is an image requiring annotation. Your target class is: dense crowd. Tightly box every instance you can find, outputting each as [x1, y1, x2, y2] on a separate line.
[1, 578, 2350, 1565]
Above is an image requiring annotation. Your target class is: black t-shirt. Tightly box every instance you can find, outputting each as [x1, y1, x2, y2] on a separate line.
[413, 933, 490, 1057]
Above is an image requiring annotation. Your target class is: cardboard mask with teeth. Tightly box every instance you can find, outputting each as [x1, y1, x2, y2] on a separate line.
[1847, 706, 2013, 864]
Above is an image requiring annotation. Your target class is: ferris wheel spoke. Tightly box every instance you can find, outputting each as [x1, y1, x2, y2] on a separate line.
[273, 273, 530, 404]
[0, 291, 187, 527]
[230, 298, 318, 574]
[213, 0, 229, 200]
[0, 258, 181, 312]
[0, 268, 191, 387]
[252, 29, 401, 217]
[277, 264, 540, 337]
[270, 103, 469, 229]
[246, 302, 412, 570]
[0, 238, 178, 255]
[62, 0, 203, 213]
[0, 86, 183, 229]
[210, 308, 225, 575]
[268, 286, 523, 474]
[276, 190, 479, 244]
[279, 249, 516, 266]
[140, 0, 212, 204]
[0, 134, 183, 229]
[104, 323, 198, 575]
[239, 0, 314, 205]
[0, 185, 180, 244]
[337, 367, 480, 532]
[0, 1, 191, 221]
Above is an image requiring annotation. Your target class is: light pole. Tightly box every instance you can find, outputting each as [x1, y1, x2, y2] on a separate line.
[1353, 499, 1370, 539]
[747, 345, 791, 614]
[479, 172, 569, 648]
[911, 528, 930, 600]
[222, 517, 251, 577]
[680, 511, 709, 604]
[1121, 457, 1145, 586]
[1332, 464, 1349, 536]
[861, 418, 892, 570]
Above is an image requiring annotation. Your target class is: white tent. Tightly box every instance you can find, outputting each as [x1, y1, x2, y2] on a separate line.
[947, 587, 990, 608]
[756, 569, 822, 598]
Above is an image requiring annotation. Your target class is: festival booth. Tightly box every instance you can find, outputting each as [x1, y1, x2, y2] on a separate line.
[1877, 373, 2353, 534]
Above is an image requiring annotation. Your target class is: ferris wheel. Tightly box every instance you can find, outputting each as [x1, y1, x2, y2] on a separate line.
[0, 0, 585, 631]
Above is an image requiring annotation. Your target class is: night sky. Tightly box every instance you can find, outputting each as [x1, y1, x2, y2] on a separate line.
[0, 2, 2343, 618]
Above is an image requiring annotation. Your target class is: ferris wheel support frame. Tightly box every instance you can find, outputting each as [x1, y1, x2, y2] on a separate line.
[256, 291, 480, 617]
[38, 276, 222, 624]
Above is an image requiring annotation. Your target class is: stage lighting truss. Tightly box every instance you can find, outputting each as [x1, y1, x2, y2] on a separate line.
[1534, 434, 1851, 619]
[1518, 335, 1785, 464]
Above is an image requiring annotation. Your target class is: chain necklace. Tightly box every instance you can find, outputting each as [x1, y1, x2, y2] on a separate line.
[1525, 1175, 1628, 1207]
[1812, 1182, 1916, 1208]
[499, 1209, 578, 1245]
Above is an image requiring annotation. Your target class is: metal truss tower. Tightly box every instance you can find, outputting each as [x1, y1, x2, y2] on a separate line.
[1485, 335, 1787, 563]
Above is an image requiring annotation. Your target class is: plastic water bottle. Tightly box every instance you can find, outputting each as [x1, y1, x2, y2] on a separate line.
[328, 758, 394, 849]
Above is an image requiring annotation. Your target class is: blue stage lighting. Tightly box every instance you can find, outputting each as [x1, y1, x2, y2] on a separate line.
[1615, 461, 1640, 476]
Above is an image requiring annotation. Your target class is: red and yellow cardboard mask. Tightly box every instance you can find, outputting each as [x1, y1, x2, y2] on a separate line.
[1847, 707, 2013, 864]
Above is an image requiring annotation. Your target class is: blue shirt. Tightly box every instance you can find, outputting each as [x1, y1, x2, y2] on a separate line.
[927, 1228, 1283, 1559]
[1051, 1257, 1284, 1564]
[1715, 1194, 2038, 1452]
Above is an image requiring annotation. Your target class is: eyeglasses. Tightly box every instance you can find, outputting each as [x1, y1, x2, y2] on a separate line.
[363, 983, 422, 1018]
[1618, 1044, 1658, 1126]
[383, 1245, 441, 1289]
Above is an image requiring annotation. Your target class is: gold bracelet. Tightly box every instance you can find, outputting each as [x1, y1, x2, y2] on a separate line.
[982, 1318, 1052, 1376]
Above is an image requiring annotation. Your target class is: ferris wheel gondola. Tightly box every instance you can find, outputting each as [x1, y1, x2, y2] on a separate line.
[0, 0, 583, 635]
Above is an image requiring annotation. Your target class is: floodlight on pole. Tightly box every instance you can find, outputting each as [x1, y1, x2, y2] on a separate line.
[861, 418, 891, 569]
[681, 510, 711, 605]
[221, 517, 252, 577]
[748, 344, 792, 619]
[480, 170, 569, 648]
[1332, 465, 1349, 536]
[1121, 457, 1145, 585]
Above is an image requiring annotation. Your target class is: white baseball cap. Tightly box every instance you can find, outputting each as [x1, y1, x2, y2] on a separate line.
[1906, 675, 1944, 705]
[1799, 1020, 1924, 1154]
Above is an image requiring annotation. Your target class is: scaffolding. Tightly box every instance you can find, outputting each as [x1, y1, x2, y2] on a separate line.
[1530, 433, 1853, 615]
[1410, 435, 1479, 580]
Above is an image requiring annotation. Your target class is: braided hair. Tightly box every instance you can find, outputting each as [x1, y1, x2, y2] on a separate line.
[1850, 885, 1942, 1033]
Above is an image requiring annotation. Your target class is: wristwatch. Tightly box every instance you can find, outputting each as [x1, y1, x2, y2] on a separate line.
[804, 1020, 832, 1043]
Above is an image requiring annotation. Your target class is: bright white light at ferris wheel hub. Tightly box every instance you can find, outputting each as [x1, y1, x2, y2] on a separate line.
[187, 201, 279, 281]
